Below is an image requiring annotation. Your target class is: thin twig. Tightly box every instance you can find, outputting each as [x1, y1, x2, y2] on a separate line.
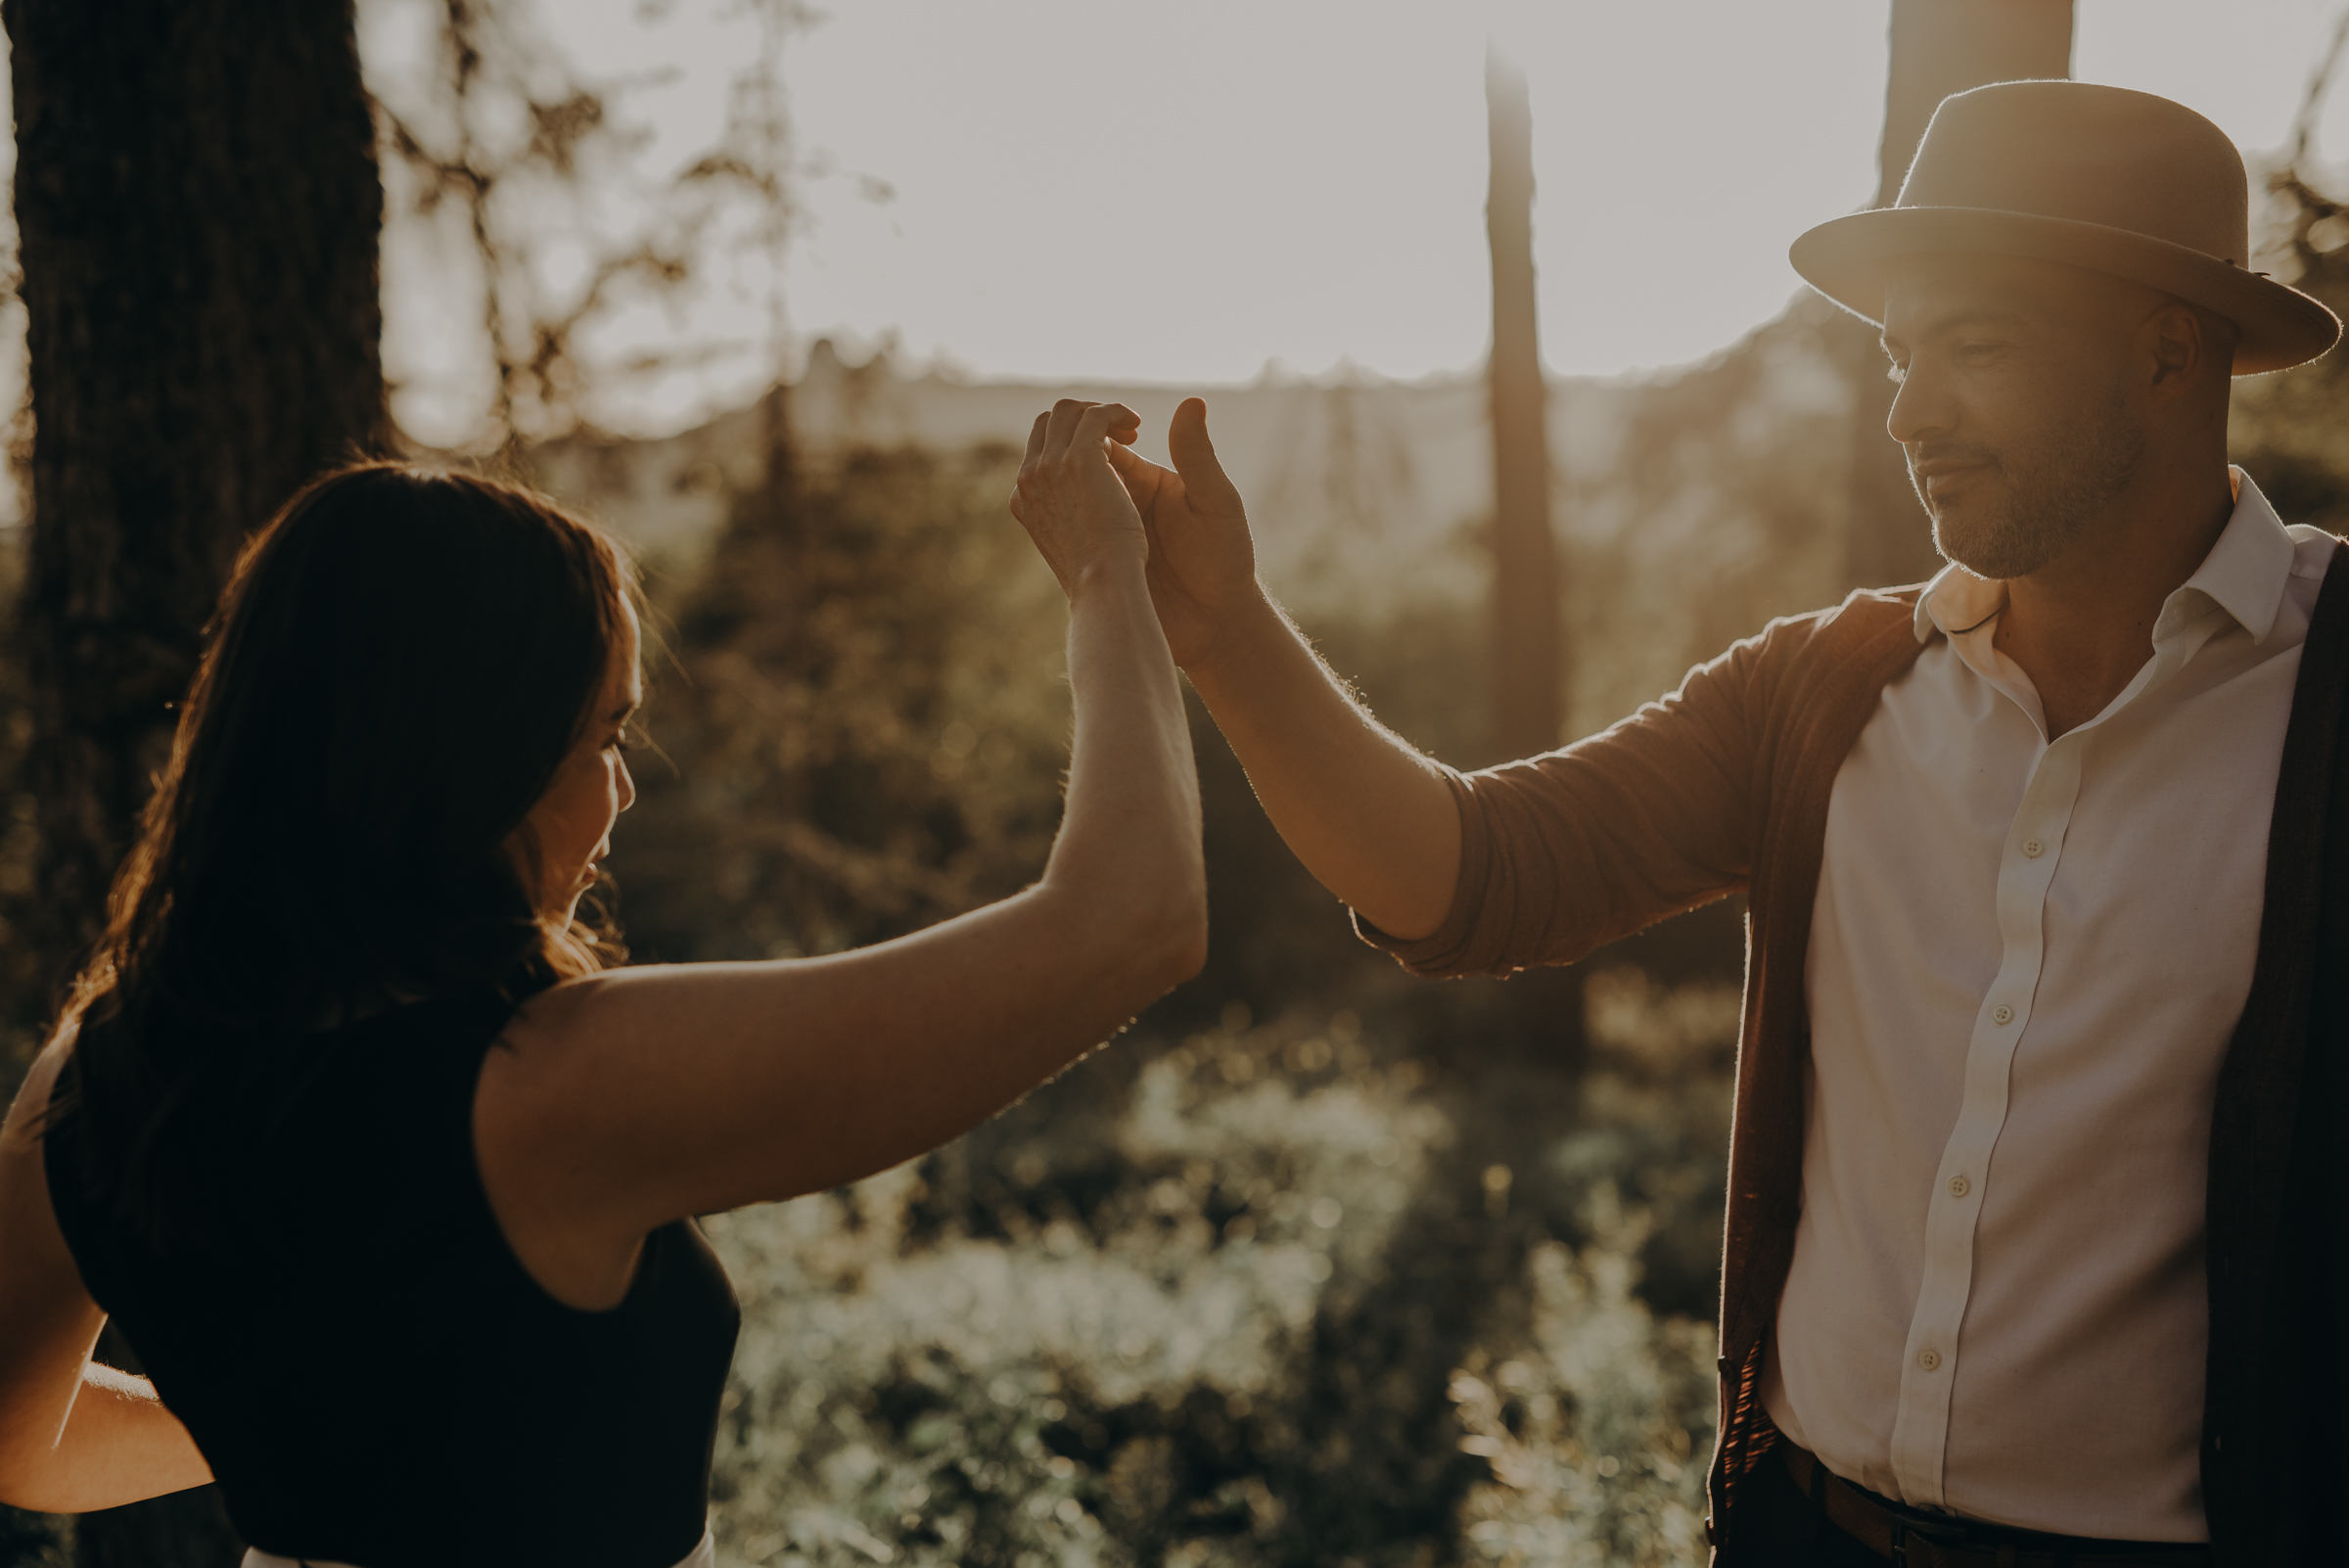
[2289, 2, 2349, 168]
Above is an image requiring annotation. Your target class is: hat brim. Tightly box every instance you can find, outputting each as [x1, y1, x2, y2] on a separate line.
[1790, 206, 2341, 375]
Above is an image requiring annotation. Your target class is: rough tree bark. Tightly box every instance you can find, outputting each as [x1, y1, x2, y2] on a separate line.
[5, 0, 387, 1562]
[10, 0, 387, 978]
[1843, 0, 2075, 589]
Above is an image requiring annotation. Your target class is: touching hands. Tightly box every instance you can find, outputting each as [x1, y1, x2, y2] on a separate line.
[1104, 397, 1263, 673]
[1010, 399, 1149, 596]
[1011, 394, 1264, 671]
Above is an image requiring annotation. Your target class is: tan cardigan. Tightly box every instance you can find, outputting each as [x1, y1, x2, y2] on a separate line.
[1363, 542, 2349, 1565]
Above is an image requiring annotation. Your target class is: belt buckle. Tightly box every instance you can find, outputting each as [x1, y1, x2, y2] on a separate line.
[1887, 1513, 1974, 1567]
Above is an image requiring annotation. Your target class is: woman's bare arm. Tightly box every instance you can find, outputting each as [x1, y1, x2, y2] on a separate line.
[478, 400, 1208, 1308]
[0, 1044, 214, 1512]
[1105, 398, 1462, 940]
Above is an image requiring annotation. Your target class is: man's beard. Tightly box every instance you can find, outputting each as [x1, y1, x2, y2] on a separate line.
[1915, 389, 2145, 580]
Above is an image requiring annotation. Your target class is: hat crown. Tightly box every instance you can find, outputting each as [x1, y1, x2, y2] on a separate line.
[1896, 80, 2250, 267]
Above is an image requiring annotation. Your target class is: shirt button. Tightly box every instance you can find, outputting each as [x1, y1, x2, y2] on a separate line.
[1992, 1004, 2014, 1025]
[1949, 1176, 1970, 1198]
[1918, 1349, 1942, 1371]
[2023, 839, 2044, 858]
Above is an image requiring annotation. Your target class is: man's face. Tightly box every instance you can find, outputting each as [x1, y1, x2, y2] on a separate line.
[1879, 254, 2158, 580]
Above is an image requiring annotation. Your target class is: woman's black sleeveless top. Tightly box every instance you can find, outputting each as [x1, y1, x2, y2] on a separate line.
[43, 992, 741, 1568]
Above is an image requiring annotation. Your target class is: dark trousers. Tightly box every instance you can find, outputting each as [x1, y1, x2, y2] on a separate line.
[1721, 1445, 2215, 1567]
[1719, 1445, 1894, 1566]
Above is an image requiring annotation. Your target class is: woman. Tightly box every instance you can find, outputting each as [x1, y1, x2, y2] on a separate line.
[0, 398, 1199, 1567]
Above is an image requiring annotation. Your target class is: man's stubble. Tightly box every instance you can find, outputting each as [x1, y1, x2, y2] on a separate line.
[1918, 385, 2146, 581]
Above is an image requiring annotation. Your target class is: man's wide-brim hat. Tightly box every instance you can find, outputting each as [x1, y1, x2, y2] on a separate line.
[1791, 80, 2340, 375]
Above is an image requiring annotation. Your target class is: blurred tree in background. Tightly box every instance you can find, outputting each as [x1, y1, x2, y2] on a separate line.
[4, 0, 387, 1562]
[5, 0, 387, 1020]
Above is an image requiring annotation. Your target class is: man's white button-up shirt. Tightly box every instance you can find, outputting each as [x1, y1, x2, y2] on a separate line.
[1760, 472, 2337, 1543]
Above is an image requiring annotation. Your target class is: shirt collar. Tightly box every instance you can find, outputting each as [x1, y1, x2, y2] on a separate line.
[1911, 466, 2299, 648]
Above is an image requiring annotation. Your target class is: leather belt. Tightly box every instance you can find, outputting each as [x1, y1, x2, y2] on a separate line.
[1776, 1443, 2212, 1568]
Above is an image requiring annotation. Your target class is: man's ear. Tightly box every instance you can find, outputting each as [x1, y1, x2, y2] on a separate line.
[2146, 300, 2234, 393]
[2145, 301, 2201, 389]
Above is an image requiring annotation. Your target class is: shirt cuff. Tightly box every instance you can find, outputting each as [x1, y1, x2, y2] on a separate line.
[1348, 768, 1504, 977]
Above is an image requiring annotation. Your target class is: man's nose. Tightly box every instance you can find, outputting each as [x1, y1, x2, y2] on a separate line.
[1885, 363, 1948, 448]
[618, 759, 638, 813]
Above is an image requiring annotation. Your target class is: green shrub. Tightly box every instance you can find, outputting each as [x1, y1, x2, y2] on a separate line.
[704, 995, 1732, 1568]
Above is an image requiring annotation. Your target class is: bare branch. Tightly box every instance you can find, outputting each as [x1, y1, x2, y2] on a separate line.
[370, 0, 806, 452]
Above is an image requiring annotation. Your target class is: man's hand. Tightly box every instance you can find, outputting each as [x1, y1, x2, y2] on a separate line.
[1106, 397, 1262, 671]
[1084, 397, 1457, 940]
[1010, 399, 1147, 597]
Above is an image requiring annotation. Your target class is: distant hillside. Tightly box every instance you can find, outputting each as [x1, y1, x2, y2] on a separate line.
[530, 339, 1602, 618]
[528, 292, 1888, 733]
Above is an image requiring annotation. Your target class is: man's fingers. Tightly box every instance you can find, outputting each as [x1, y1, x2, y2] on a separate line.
[1105, 438, 1171, 496]
[1020, 410, 1049, 474]
[1168, 397, 1243, 514]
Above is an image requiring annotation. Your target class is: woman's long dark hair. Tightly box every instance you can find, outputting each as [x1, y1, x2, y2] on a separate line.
[50, 462, 641, 1244]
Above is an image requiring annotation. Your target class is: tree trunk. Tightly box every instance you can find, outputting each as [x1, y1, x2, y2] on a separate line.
[1484, 50, 1583, 1070]
[1484, 49, 1562, 764]
[5, 1, 386, 1562]
[1843, 0, 2074, 589]
[10, 0, 388, 982]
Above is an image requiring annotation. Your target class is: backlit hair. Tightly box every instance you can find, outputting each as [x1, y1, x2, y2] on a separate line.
[50, 462, 641, 1243]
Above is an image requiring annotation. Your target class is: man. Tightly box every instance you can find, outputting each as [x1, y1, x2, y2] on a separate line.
[1097, 82, 2348, 1565]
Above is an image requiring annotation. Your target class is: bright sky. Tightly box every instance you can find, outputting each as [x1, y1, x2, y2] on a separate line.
[378, 0, 2349, 438]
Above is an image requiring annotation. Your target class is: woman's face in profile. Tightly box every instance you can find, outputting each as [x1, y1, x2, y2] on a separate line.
[514, 603, 643, 924]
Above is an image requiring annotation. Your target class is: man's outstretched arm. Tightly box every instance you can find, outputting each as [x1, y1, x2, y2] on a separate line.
[1108, 398, 1461, 941]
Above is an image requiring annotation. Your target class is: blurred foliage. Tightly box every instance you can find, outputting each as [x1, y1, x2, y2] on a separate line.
[2231, 161, 2349, 529]
[0, 1511, 66, 1568]
[612, 439, 1069, 964]
[1559, 294, 1858, 739]
[702, 990, 1732, 1568]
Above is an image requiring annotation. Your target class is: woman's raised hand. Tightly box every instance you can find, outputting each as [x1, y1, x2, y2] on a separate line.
[1009, 399, 1147, 595]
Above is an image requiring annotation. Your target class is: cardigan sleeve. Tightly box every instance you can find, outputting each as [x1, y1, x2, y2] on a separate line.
[1357, 623, 1773, 978]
